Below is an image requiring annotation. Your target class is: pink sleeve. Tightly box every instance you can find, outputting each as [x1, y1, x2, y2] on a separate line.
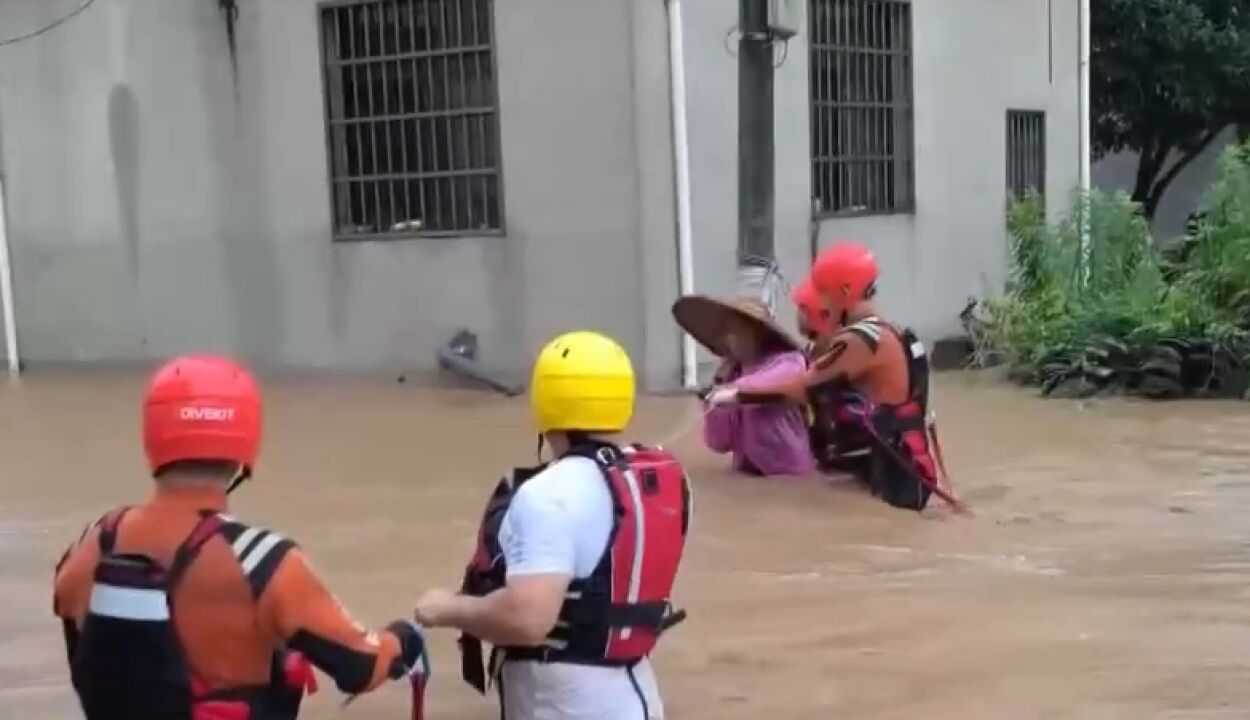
[735, 352, 808, 392]
[702, 404, 738, 454]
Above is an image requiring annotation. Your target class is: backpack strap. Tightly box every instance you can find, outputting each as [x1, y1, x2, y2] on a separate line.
[564, 441, 630, 521]
[218, 519, 298, 600]
[95, 506, 133, 557]
[166, 512, 228, 590]
[565, 440, 628, 471]
[844, 316, 883, 353]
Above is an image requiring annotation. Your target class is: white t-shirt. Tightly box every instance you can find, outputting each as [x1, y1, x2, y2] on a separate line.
[497, 454, 665, 720]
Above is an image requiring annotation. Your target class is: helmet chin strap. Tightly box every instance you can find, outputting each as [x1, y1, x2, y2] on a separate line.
[536, 432, 584, 462]
[226, 465, 251, 495]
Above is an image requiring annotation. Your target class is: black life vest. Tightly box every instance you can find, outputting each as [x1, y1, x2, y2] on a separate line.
[65, 508, 317, 720]
[458, 442, 692, 694]
[804, 336, 873, 472]
[807, 317, 940, 511]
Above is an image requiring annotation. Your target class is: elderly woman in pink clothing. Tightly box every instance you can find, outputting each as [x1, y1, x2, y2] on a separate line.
[672, 296, 814, 477]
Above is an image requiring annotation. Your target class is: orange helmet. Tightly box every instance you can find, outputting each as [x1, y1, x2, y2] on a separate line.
[791, 276, 832, 338]
[811, 241, 879, 314]
[142, 355, 262, 474]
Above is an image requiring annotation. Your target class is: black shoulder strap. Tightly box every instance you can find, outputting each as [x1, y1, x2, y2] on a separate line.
[217, 519, 298, 600]
[565, 440, 631, 507]
[565, 440, 627, 470]
[563, 441, 629, 575]
[94, 506, 132, 557]
[844, 316, 884, 353]
[511, 463, 548, 488]
[897, 326, 929, 405]
[166, 512, 227, 590]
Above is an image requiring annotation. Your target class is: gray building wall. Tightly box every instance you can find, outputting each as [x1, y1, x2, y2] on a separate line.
[675, 0, 1080, 356]
[811, 0, 1081, 342]
[0, 0, 1079, 385]
[0, 0, 682, 387]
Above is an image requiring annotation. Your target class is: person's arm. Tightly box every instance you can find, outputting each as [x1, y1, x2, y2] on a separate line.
[257, 550, 426, 695]
[416, 480, 577, 646]
[735, 351, 809, 392]
[52, 523, 103, 665]
[421, 573, 569, 647]
[737, 333, 878, 404]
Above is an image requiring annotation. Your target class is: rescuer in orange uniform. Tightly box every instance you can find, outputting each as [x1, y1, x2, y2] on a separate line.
[53, 355, 430, 720]
[711, 244, 956, 511]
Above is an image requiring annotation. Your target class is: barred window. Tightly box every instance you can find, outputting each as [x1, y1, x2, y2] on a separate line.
[1006, 110, 1046, 204]
[809, 0, 914, 217]
[319, 0, 503, 240]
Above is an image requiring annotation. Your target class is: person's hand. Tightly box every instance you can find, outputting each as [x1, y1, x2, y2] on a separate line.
[705, 385, 740, 406]
[385, 620, 432, 679]
[414, 588, 459, 628]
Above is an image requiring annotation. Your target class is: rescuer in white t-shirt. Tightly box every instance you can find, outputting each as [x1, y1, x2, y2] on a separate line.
[416, 331, 693, 720]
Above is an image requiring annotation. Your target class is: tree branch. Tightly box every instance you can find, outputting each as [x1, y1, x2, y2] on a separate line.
[1144, 127, 1227, 216]
[1133, 136, 1167, 203]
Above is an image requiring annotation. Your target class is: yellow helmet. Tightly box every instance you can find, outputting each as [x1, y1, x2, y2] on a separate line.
[531, 331, 635, 434]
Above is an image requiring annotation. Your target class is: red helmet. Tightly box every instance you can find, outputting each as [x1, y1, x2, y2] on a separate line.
[143, 355, 262, 474]
[791, 276, 832, 337]
[811, 241, 879, 313]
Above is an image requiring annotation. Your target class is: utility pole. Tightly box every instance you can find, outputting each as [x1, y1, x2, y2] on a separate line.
[737, 0, 780, 304]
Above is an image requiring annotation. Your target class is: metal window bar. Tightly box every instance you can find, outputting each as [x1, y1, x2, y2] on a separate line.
[1006, 110, 1046, 207]
[319, 0, 503, 240]
[809, 0, 914, 217]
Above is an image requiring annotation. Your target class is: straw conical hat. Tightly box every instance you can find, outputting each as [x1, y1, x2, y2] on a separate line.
[671, 295, 799, 358]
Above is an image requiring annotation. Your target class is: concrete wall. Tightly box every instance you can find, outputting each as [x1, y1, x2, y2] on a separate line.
[678, 0, 814, 379]
[0, 0, 682, 387]
[0, 0, 1077, 384]
[0, 124, 10, 365]
[1094, 127, 1239, 242]
[812, 0, 1081, 342]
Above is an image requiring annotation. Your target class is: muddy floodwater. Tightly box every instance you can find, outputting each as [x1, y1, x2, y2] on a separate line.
[3, 371, 1250, 719]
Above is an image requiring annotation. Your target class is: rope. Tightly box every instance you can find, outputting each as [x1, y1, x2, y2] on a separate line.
[653, 397, 711, 449]
[736, 256, 790, 317]
[841, 399, 971, 515]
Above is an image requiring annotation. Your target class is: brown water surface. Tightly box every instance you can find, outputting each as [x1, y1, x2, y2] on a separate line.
[3, 371, 1249, 719]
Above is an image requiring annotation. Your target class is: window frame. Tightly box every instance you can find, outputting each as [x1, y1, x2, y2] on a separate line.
[808, 0, 916, 219]
[1005, 108, 1047, 208]
[316, 0, 507, 242]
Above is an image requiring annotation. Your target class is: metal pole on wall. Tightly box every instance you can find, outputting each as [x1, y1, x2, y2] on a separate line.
[666, 0, 700, 390]
[1078, 0, 1091, 197]
[737, 0, 777, 304]
[0, 170, 19, 380]
[1077, 0, 1092, 281]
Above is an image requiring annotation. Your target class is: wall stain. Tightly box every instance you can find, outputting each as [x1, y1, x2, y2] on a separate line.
[195, 0, 286, 362]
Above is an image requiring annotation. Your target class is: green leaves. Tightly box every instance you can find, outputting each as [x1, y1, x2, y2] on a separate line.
[984, 141, 1250, 399]
[1093, 0, 1250, 217]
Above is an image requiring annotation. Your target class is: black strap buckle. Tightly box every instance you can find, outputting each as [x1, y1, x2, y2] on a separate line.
[606, 600, 687, 634]
[659, 605, 688, 632]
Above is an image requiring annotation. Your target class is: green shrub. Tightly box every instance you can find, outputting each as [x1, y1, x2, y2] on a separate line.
[980, 140, 1250, 398]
